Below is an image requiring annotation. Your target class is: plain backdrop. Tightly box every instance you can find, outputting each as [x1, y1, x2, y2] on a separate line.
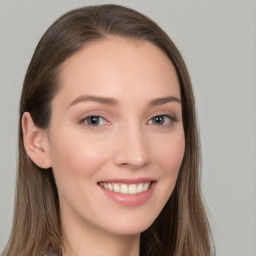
[0, 0, 255, 255]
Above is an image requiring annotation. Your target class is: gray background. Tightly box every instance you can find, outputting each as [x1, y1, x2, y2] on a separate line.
[0, 0, 255, 255]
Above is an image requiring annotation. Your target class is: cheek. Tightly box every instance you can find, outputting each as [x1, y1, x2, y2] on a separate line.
[49, 130, 110, 182]
[153, 131, 185, 199]
[155, 132, 185, 175]
[48, 130, 113, 216]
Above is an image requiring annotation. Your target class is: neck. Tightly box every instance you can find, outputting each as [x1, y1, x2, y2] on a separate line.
[61, 213, 140, 256]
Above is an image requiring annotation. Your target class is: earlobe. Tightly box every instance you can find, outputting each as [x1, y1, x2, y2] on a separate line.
[22, 112, 51, 169]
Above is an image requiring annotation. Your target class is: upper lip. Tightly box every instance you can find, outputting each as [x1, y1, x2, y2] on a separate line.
[98, 178, 156, 184]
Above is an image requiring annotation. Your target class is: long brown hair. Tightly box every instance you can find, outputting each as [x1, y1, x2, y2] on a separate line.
[2, 4, 214, 256]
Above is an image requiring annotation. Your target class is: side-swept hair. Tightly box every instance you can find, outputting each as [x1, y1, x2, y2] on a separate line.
[2, 4, 214, 256]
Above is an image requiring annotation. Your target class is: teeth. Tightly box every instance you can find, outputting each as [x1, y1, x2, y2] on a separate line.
[120, 184, 129, 194]
[137, 183, 144, 193]
[143, 182, 150, 191]
[107, 183, 113, 191]
[113, 183, 120, 192]
[100, 182, 151, 194]
[128, 184, 137, 194]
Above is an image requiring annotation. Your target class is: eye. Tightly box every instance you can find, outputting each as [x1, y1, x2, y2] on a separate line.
[82, 115, 109, 126]
[148, 115, 176, 126]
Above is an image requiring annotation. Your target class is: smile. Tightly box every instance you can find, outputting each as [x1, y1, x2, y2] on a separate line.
[99, 182, 151, 195]
[98, 179, 156, 206]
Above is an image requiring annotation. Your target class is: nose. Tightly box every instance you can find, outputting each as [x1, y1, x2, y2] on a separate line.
[113, 124, 150, 169]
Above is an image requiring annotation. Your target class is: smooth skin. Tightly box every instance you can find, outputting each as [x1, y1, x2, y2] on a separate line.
[22, 37, 185, 256]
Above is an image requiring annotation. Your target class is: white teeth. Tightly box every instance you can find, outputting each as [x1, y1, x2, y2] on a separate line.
[137, 183, 144, 193]
[107, 183, 113, 191]
[100, 182, 151, 194]
[143, 182, 150, 191]
[128, 184, 137, 194]
[120, 184, 129, 194]
[113, 183, 120, 192]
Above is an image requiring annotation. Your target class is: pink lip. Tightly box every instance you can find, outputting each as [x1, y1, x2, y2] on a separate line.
[98, 181, 156, 207]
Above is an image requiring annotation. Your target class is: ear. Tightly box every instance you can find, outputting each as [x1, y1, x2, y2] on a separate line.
[22, 112, 51, 169]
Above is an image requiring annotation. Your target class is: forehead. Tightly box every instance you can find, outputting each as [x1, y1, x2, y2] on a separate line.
[56, 36, 180, 104]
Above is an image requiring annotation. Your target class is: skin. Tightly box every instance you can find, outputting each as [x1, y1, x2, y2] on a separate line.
[22, 37, 185, 256]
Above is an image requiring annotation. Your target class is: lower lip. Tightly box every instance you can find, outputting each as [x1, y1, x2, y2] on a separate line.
[98, 182, 156, 207]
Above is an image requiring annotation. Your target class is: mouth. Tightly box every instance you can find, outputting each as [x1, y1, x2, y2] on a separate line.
[97, 179, 156, 206]
[98, 181, 153, 195]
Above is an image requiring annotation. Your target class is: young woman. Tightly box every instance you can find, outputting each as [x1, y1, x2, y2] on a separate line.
[2, 4, 214, 256]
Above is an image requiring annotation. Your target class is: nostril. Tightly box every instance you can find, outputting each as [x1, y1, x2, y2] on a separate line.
[119, 161, 149, 170]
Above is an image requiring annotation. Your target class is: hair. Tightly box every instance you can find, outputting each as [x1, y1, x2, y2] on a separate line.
[2, 4, 214, 256]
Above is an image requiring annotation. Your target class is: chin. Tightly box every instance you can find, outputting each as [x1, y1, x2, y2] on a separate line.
[99, 213, 158, 236]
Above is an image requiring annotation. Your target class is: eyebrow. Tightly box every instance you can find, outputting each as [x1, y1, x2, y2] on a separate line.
[68, 95, 117, 108]
[67, 94, 181, 108]
[149, 96, 181, 106]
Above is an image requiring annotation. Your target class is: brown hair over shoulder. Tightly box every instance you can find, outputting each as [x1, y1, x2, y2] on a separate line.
[2, 4, 214, 256]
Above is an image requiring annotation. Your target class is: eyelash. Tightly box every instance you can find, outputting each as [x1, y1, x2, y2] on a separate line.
[80, 114, 177, 128]
[148, 115, 176, 126]
[81, 116, 110, 127]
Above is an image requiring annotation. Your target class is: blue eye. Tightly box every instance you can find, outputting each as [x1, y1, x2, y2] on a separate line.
[82, 116, 107, 126]
[148, 115, 175, 126]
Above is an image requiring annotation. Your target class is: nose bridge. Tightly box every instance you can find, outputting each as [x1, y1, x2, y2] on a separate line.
[113, 119, 149, 169]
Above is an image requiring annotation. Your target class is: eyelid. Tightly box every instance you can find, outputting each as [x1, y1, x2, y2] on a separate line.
[147, 114, 177, 126]
[77, 109, 110, 122]
[77, 111, 178, 128]
[79, 115, 111, 127]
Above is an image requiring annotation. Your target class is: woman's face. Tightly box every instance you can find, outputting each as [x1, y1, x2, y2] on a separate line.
[46, 37, 185, 235]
